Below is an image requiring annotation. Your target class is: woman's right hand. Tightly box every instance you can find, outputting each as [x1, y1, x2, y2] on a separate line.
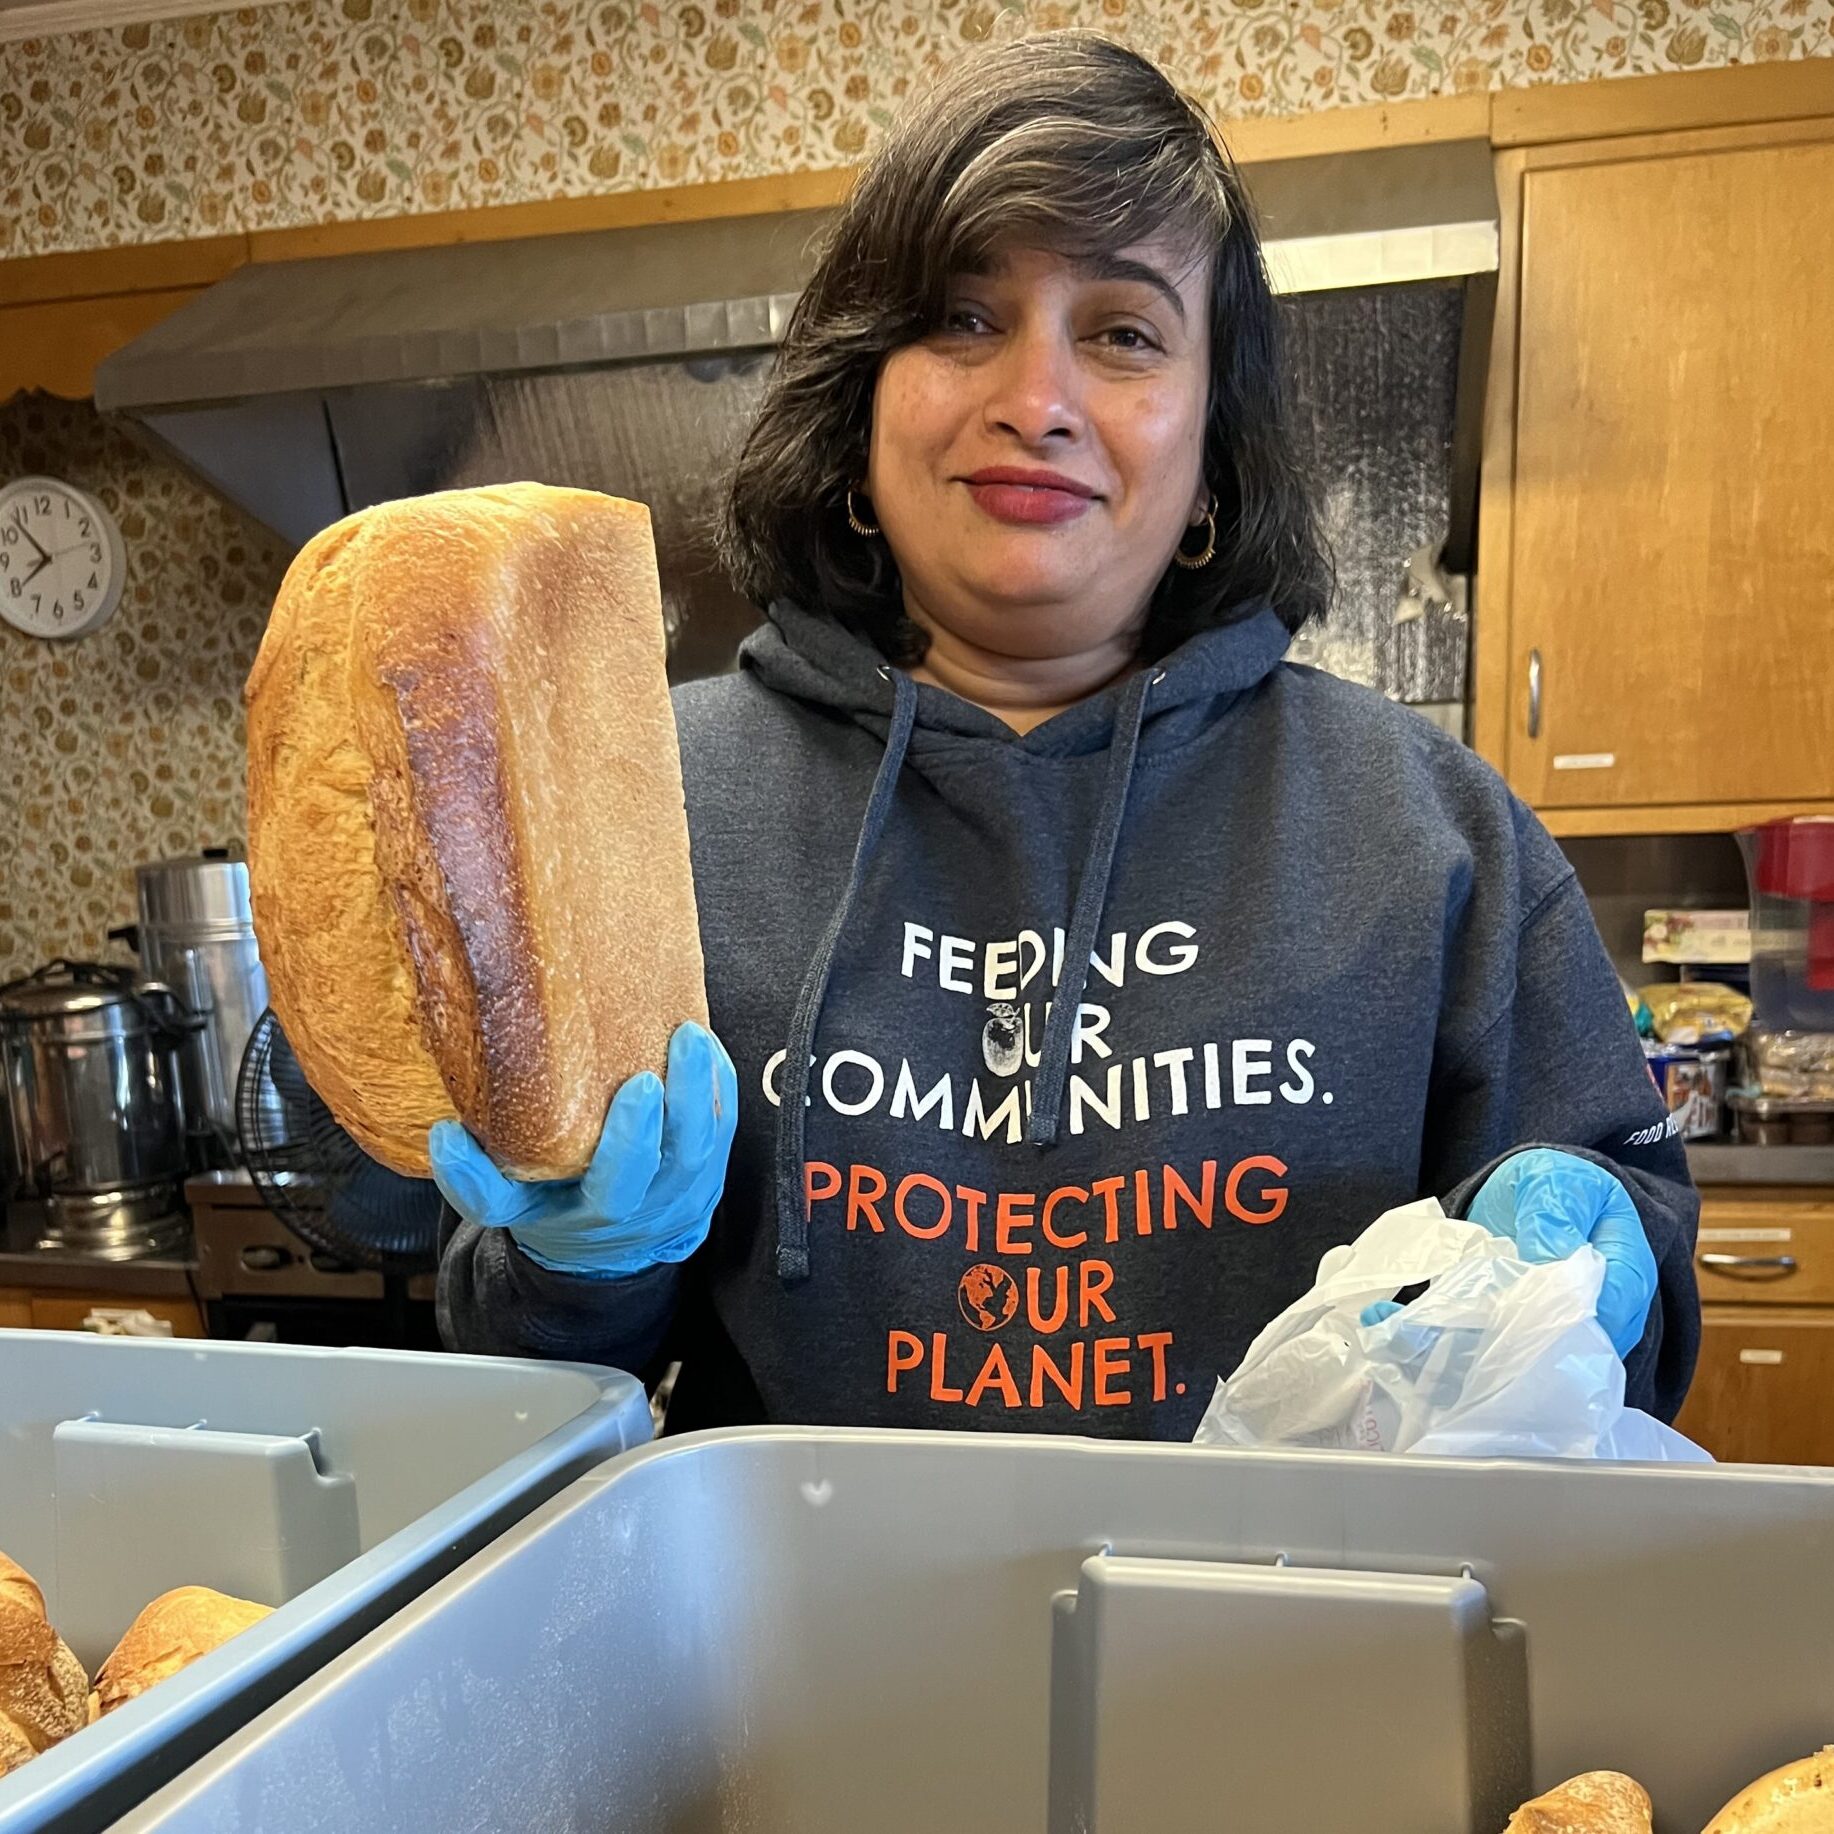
[428, 1022, 738, 1278]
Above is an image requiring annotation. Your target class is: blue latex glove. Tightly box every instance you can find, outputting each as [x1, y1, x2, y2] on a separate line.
[1365, 1149, 1657, 1357]
[428, 1022, 737, 1277]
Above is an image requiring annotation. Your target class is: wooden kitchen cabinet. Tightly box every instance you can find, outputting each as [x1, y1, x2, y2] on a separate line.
[1674, 1189, 1834, 1464]
[1690, 1191, 1834, 1307]
[1676, 1309, 1834, 1467]
[1478, 118, 1834, 832]
[13, 1290, 205, 1337]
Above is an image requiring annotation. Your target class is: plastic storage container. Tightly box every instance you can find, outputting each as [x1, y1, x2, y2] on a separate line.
[119, 1428, 1834, 1834]
[1740, 817, 1834, 1030]
[1730, 1091, 1834, 1145]
[1743, 1025, 1834, 1102]
[0, 1330, 649, 1834]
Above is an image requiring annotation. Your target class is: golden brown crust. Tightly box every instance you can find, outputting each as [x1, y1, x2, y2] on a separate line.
[1506, 1772, 1653, 1833]
[1704, 1749, 1834, 1832]
[86, 1587, 272, 1721]
[0, 1550, 88, 1777]
[0, 1550, 46, 1625]
[248, 483, 706, 1179]
[247, 512, 455, 1174]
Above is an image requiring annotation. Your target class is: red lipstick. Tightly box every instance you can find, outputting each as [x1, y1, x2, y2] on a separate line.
[962, 466, 1097, 526]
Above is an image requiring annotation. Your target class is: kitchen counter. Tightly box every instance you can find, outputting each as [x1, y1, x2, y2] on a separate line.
[1686, 1143, 1834, 1187]
[0, 1209, 200, 1296]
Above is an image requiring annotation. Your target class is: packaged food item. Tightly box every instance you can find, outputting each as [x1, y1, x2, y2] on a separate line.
[1645, 1043, 1730, 1140]
[1623, 981, 1655, 1039]
[1642, 908, 1751, 966]
[1744, 1028, 1834, 1102]
[1639, 981, 1753, 1046]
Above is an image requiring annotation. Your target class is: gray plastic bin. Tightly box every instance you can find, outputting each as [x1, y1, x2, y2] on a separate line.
[118, 1428, 1834, 1834]
[0, 1329, 649, 1834]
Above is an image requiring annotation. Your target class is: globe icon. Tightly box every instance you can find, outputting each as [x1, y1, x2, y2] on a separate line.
[957, 1263, 1019, 1332]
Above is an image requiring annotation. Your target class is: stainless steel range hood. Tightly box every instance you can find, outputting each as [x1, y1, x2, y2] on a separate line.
[95, 137, 1498, 689]
[95, 208, 832, 677]
[1250, 138, 1499, 293]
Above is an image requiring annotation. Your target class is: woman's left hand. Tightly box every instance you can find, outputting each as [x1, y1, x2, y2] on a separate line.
[1467, 1148, 1659, 1359]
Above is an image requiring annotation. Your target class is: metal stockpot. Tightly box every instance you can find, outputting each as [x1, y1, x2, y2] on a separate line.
[0, 962, 192, 1198]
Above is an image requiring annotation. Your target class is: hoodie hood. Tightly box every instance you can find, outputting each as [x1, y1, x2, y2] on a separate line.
[740, 598, 1295, 755]
[752, 598, 1294, 1283]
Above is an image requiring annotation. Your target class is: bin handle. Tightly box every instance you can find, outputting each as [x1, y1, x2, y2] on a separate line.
[1699, 1252, 1798, 1278]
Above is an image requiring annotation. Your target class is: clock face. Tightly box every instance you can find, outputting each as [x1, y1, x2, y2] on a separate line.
[0, 475, 127, 641]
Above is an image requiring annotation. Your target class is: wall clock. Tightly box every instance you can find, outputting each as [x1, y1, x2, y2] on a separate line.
[0, 475, 127, 641]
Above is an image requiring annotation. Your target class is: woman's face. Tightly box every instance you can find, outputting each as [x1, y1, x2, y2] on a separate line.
[867, 240, 1212, 666]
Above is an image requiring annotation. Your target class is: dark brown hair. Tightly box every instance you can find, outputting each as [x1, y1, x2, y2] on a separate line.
[721, 32, 1330, 662]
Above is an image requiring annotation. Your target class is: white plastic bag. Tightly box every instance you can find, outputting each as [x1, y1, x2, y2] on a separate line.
[1195, 1198, 1709, 1462]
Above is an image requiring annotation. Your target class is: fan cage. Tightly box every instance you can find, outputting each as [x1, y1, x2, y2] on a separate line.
[235, 1011, 443, 1275]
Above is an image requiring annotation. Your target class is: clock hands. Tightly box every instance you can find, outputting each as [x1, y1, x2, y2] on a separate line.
[4, 499, 107, 632]
[13, 524, 54, 585]
[12, 515, 51, 567]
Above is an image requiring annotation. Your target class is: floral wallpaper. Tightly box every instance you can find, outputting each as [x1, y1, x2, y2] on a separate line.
[0, 0, 1830, 260]
[0, 393, 289, 980]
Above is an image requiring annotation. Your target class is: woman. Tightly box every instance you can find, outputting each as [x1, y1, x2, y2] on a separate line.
[434, 34, 1698, 1437]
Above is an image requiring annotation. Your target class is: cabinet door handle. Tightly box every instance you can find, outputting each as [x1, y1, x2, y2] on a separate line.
[1526, 649, 1543, 739]
[1699, 1252, 1798, 1278]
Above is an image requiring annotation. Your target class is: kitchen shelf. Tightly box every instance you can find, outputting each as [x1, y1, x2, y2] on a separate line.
[1686, 1143, 1834, 1188]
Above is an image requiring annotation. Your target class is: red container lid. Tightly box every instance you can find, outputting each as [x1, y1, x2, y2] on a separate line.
[1745, 819, 1834, 902]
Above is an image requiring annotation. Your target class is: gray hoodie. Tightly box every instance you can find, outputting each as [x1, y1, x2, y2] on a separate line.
[439, 601, 1699, 1437]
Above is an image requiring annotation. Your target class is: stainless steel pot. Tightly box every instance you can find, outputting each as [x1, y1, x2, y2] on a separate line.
[1, 963, 192, 1198]
[115, 851, 273, 1161]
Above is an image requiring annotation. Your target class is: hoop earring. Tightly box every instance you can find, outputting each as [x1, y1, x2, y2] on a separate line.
[845, 485, 880, 538]
[1173, 496, 1217, 571]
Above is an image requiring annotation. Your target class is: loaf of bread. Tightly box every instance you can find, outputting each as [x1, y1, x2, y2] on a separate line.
[1505, 1772, 1653, 1832]
[0, 1551, 88, 1778]
[86, 1587, 272, 1721]
[246, 484, 707, 1179]
[1704, 1749, 1834, 1831]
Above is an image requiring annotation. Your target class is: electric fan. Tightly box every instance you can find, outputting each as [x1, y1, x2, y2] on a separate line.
[235, 1008, 445, 1328]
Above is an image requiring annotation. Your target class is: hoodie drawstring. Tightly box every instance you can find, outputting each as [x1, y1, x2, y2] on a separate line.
[773, 664, 1156, 1283]
[1026, 667, 1155, 1147]
[774, 668, 918, 1283]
